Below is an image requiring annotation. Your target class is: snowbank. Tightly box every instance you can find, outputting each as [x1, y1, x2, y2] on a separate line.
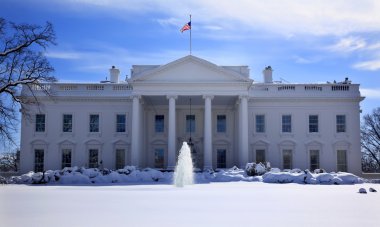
[6, 166, 363, 185]
[262, 170, 364, 184]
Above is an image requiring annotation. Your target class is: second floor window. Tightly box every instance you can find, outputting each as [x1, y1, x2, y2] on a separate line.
[186, 115, 195, 133]
[35, 114, 45, 132]
[155, 115, 164, 133]
[116, 114, 126, 132]
[336, 115, 346, 133]
[217, 115, 226, 133]
[282, 115, 292, 133]
[309, 115, 318, 133]
[255, 115, 265, 133]
[89, 114, 99, 132]
[63, 114, 73, 132]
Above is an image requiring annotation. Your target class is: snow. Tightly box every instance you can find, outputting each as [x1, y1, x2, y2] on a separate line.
[1, 182, 379, 227]
[6, 166, 365, 185]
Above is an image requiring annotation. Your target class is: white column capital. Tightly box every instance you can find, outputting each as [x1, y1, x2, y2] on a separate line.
[132, 95, 141, 99]
[202, 95, 214, 100]
[166, 95, 178, 100]
[238, 95, 249, 100]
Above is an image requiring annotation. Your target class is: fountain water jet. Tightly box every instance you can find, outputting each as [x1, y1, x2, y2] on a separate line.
[174, 142, 194, 187]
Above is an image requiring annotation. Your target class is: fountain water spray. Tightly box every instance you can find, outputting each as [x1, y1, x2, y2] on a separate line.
[174, 142, 194, 187]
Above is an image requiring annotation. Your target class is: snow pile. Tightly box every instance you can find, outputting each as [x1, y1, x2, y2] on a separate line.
[6, 166, 364, 185]
[263, 169, 363, 184]
[9, 166, 169, 185]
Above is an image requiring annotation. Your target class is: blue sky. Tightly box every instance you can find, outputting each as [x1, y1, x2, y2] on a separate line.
[1, 1, 380, 114]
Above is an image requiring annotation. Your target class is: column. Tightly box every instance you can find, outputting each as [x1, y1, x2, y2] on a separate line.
[239, 95, 249, 168]
[131, 95, 141, 167]
[203, 95, 214, 170]
[167, 95, 177, 170]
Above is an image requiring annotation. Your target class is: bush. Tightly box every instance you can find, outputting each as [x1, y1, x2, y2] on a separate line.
[245, 162, 267, 176]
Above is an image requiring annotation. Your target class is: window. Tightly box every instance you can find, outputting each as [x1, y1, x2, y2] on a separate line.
[154, 148, 164, 168]
[310, 150, 320, 171]
[337, 150, 347, 172]
[89, 149, 98, 168]
[63, 114, 73, 132]
[255, 115, 265, 133]
[283, 149, 293, 169]
[35, 114, 45, 132]
[89, 114, 99, 132]
[155, 115, 164, 133]
[217, 115, 226, 133]
[309, 115, 318, 133]
[186, 115, 195, 133]
[34, 149, 44, 172]
[282, 115, 292, 133]
[256, 149, 266, 164]
[116, 114, 126, 132]
[217, 149, 227, 168]
[62, 149, 72, 169]
[115, 149, 125, 169]
[336, 115, 346, 133]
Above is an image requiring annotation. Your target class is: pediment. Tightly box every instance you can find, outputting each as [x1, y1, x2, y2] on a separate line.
[129, 55, 251, 84]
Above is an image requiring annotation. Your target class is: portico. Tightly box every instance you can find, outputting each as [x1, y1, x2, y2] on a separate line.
[128, 55, 252, 170]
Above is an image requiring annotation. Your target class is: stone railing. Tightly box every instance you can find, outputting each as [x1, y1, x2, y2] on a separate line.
[250, 83, 361, 98]
[22, 83, 133, 97]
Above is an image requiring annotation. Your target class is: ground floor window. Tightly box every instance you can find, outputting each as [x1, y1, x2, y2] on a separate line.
[34, 149, 44, 172]
[115, 149, 125, 169]
[154, 148, 164, 168]
[217, 149, 227, 168]
[62, 149, 72, 169]
[256, 149, 266, 164]
[310, 150, 320, 171]
[337, 150, 347, 172]
[283, 149, 293, 170]
[89, 149, 99, 168]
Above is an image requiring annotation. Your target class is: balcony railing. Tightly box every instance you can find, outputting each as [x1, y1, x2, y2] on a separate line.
[22, 83, 133, 97]
[250, 83, 360, 98]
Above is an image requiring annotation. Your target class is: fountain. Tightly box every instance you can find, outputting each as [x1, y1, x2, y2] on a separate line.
[174, 142, 194, 187]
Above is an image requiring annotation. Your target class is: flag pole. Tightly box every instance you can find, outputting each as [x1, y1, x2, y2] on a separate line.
[190, 14, 192, 55]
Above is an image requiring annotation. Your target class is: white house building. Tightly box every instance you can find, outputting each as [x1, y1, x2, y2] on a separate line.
[19, 55, 364, 174]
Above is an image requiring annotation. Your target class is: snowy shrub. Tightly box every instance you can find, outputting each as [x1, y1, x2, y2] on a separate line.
[0, 176, 7, 184]
[245, 163, 256, 176]
[141, 168, 164, 181]
[269, 168, 281, 173]
[101, 168, 111, 175]
[82, 168, 100, 178]
[245, 162, 267, 176]
[117, 166, 136, 175]
[290, 168, 302, 173]
[313, 169, 326, 174]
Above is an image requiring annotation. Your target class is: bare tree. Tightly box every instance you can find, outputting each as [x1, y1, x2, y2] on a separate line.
[0, 150, 19, 172]
[361, 107, 380, 172]
[0, 18, 56, 145]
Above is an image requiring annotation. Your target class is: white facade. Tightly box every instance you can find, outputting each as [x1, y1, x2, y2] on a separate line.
[19, 55, 364, 174]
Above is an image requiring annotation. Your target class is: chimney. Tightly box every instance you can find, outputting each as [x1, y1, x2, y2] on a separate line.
[109, 66, 120, 83]
[263, 66, 273, 83]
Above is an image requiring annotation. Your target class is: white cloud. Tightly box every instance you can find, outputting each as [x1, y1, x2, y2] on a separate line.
[46, 51, 82, 59]
[292, 55, 319, 64]
[360, 88, 380, 98]
[327, 36, 367, 53]
[60, 0, 380, 36]
[353, 59, 380, 71]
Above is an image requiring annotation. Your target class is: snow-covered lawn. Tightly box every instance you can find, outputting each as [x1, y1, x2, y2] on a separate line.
[1, 182, 379, 227]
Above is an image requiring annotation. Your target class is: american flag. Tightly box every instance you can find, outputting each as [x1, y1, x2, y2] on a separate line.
[180, 21, 191, 32]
